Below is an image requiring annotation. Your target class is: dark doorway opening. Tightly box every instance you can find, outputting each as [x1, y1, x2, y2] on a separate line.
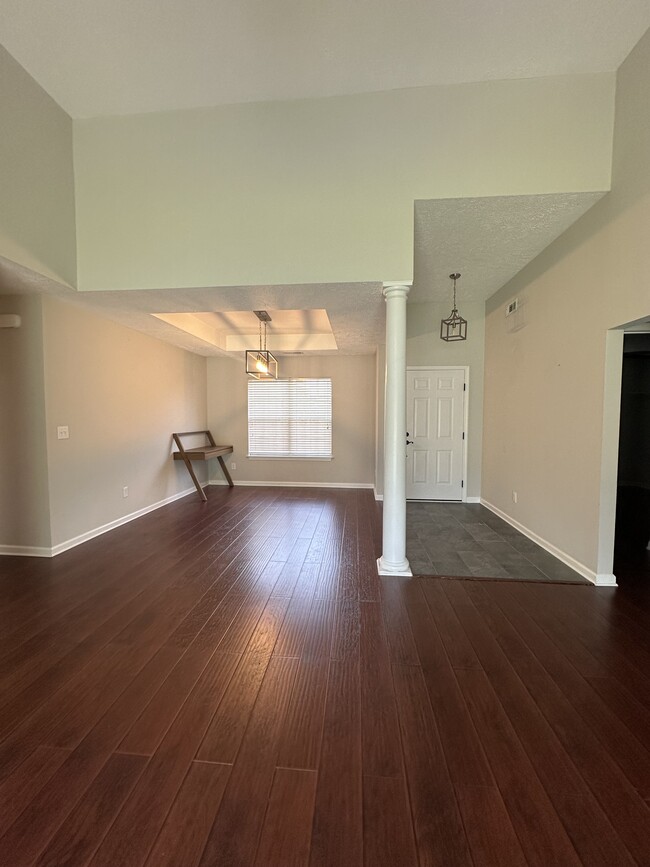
[615, 332, 650, 586]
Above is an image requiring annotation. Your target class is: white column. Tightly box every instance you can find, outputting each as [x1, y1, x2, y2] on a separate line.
[378, 283, 412, 577]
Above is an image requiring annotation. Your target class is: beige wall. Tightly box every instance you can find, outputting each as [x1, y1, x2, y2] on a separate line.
[482, 26, 650, 580]
[0, 46, 76, 287]
[41, 297, 207, 548]
[207, 355, 375, 486]
[74, 73, 614, 292]
[0, 295, 51, 550]
[407, 300, 485, 499]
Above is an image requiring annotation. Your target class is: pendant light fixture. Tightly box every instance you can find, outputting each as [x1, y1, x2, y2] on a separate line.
[245, 310, 278, 380]
[440, 272, 467, 341]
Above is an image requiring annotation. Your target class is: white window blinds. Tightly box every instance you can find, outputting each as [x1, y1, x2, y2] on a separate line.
[248, 379, 332, 459]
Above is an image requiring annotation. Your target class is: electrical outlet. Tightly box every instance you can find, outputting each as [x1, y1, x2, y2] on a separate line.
[512, 491, 518, 504]
[231, 462, 237, 470]
[57, 426, 69, 440]
[122, 486, 129, 498]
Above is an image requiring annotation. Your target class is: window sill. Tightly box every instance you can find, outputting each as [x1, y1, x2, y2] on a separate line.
[247, 455, 333, 461]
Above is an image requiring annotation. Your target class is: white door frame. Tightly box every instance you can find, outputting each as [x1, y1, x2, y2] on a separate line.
[407, 365, 470, 503]
[596, 330, 624, 585]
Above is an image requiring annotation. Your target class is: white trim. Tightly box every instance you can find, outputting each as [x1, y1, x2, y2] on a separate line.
[406, 365, 470, 502]
[210, 479, 373, 489]
[593, 573, 618, 586]
[51, 485, 207, 556]
[374, 487, 384, 501]
[597, 329, 624, 580]
[246, 456, 333, 461]
[377, 556, 413, 577]
[0, 544, 53, 558]
[480, 498, 615, 586]
[0, 484, 205, 559]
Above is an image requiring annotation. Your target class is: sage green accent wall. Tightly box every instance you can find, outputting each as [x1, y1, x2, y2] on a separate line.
[74, 74, 615, 291]
[41, 296, 207, 548]
[407, 301, 485, 500]
[0, 294, 51, 550]
[207, 355, 376, 487]
[0, 46, 76, 287]
[482, 26, 650, 578]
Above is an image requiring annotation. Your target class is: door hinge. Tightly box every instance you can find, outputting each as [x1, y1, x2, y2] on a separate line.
[463, 383, 466, 391]
[462, 431, 465, 440]
[461, 480, 464, 488]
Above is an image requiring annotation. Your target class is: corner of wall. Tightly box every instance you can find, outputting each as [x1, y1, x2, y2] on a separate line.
[0, 293, 52, 550]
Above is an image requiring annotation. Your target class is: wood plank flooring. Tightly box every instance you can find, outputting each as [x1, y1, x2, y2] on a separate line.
[0, 486, 649, 865]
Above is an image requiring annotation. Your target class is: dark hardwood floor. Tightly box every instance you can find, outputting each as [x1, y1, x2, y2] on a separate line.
[0, 486, 649, 866]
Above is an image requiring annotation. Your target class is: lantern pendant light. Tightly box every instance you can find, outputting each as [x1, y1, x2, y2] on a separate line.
[440, 272, 467, 341]
[245, 311, 279, 380]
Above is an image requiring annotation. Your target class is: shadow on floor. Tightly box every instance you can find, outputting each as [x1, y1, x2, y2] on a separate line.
[407, 501, 588, 583]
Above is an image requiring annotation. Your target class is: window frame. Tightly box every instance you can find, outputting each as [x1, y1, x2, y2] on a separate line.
[247, 377, 333, 461]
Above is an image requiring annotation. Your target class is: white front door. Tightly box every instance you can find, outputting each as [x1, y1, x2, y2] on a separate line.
[406, 367, 466, 500]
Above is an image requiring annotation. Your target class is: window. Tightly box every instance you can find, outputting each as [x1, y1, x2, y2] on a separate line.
[248, 378, 332, 459]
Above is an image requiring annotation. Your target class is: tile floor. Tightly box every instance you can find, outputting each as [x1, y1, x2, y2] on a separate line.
[407, 501, 588, 583]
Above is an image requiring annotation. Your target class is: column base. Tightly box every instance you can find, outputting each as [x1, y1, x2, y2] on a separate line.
[377, 556, 413, 577]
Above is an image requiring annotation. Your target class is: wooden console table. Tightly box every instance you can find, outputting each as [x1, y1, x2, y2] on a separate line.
[172, 430, 234, 502]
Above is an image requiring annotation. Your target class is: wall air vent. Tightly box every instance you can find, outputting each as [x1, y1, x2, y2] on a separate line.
[505, 298, 519, 317]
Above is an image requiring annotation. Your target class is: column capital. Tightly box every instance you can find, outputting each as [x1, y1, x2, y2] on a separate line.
[382, 282, 411, 300]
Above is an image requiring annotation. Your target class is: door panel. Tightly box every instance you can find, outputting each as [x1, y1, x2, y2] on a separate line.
[413, 398, 430, 438]
[406, 368, 465, 500]
[437, 397, 453, 438]
[436, 450, 453, 485]
[413, 450, 429, 483]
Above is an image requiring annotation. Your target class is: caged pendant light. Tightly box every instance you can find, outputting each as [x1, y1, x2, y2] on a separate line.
[440, 272, 467, 342]
[245, 311, 279, 380]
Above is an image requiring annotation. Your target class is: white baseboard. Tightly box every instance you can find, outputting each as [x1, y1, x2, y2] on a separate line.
[209, 479, 374, 490]
[593, 573, 618, 586]
[0, 544, 53, 558]
[480, 498, 613, 586]
[50, 485, 207, 556]
[373, 487, 383, 501]
[466, 496, 481, 503]
[0, 484, 205, 559]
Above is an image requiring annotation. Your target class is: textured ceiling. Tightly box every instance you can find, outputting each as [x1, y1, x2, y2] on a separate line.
[0, 0, 649, 117]
[411, 192, 606, 304]
[1, 192, 609, 355]
[0, 256, 384, 356]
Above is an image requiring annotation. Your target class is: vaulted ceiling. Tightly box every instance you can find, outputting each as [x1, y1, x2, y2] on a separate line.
[1, 3, 649, 355]
[1, 0, 649, 117]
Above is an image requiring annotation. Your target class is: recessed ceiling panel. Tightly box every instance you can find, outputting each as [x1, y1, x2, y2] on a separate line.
[153, 308, 338, 353]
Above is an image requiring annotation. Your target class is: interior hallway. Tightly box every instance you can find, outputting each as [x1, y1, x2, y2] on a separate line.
[0, 486, 648, 866]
